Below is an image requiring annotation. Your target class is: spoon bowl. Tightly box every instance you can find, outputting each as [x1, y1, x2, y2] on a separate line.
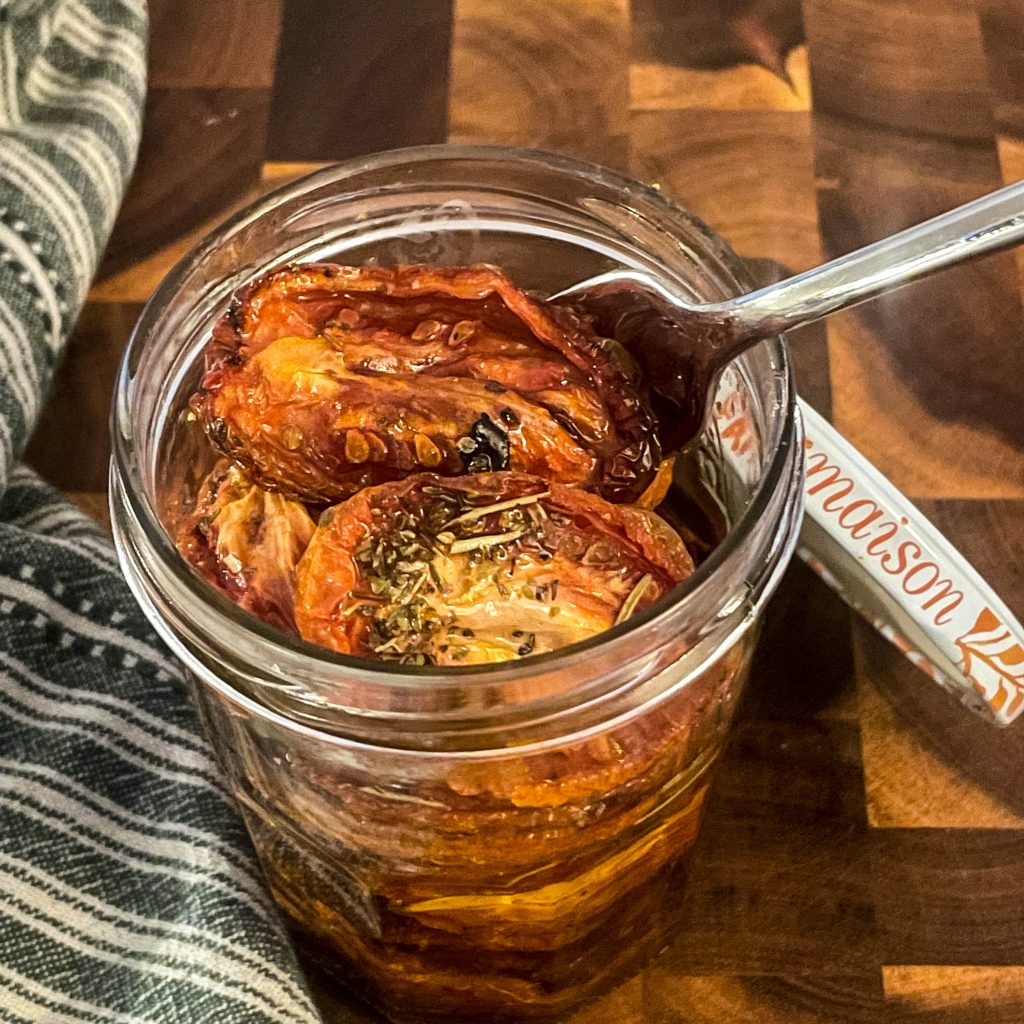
[553, 179, 1024, 449]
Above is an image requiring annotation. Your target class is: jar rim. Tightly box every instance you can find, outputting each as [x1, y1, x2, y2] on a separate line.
[110, 143, 802, 737]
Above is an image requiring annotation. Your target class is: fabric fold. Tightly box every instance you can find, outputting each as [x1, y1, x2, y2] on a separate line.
[0, 4, 321, 1020]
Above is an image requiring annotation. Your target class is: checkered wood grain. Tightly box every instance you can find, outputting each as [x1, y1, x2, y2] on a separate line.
[26, 1, 1024, 1020]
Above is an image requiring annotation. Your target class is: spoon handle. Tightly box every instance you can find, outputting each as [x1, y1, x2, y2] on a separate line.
[714, 178, 1024, 341]
[796, 400, 1024, 725]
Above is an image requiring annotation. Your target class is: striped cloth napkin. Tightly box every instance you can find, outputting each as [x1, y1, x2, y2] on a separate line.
[0, 3, 321, 1021]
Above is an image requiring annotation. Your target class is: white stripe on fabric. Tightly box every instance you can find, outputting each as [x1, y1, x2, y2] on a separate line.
[6, 463, 43, 488]
[0, 892, 312, 1024]
[29, 54, 138, 130]
[0, 984, 93, 1024]
[0, 574, 180, 675]
[26, 59, 139, 156]
[35, 1, 57, 50]
[0, 964, 141, 1024]
[12, 119, 126, 195]
[65, 0, 144, 48]
[0, 789, 277, 928]
[0, 649, 208, 755]
[0, 759, 258, 883]
[0, 299, 42, 418]
[0, 857, 317, 1024]
[55, 131, 123, 226]
[0, 293, 44, 389]
[57, 26, 145, 98]
[0, 27, 21, 127]
[11, 123, 124, 226]
[0, 413, 14, 474]
[1, 136, 99, 273]
[114, 0, 147, 21]
[9, 502, 105, 538]
[73, 533, 126, 563]
[0, 331, 37, 426]
[36, 534, 121, 575]
[3, 529, 122, 576]
[8, 501, 89, 532]
[0, 293, 44, 381]
[62, 532, 124, 570]
[0, 221, 63, 349]
[0, 136, 97, 288]
[0, 673, 228, 795]
[0, 696, 231, 807]
[10, 132, 102, 251]
[8, 0, 55, 16]
[0, 810, 307, 1011]
[0, 408, 16, 472]
[59, 1, 146, 86]
[71, 0, 145, 53]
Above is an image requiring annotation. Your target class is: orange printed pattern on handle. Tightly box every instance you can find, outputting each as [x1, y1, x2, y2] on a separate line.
[955, 608, 1024, 720]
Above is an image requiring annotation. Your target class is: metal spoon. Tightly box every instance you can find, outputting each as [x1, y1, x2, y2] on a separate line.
[551, 181, 1024, 726]
[552, 179, 1024, 450]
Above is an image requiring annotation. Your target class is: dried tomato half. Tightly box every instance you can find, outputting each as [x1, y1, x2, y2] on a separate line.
[177, 462, 316, 632]
[294, 472, 693, 664]
[195, 263, 660, 504]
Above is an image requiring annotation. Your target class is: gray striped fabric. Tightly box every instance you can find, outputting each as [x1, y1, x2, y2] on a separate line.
[0, 3, 321, 1021]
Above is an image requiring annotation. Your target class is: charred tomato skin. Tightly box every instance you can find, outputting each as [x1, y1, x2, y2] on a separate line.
[194, 263, 660, 504]
[177, 461, 316, 632]
[294, 472, 692, 663]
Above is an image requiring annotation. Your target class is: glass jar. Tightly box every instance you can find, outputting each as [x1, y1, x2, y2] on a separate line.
[109, 146, 804, 1022]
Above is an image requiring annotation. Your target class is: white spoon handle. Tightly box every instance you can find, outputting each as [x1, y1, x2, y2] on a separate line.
[796, 401, 1024, 725]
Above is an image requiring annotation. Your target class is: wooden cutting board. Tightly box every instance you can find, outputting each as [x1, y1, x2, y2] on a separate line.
[29, 1, 1024, 1020]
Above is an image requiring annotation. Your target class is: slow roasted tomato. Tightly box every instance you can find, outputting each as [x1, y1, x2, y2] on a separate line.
[178, 462, 316, 632]
[194, 263, 660, 504]
[294, 472, 693, 665]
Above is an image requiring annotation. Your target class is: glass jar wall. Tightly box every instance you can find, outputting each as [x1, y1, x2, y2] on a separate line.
[110, 146, 804, 1021]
